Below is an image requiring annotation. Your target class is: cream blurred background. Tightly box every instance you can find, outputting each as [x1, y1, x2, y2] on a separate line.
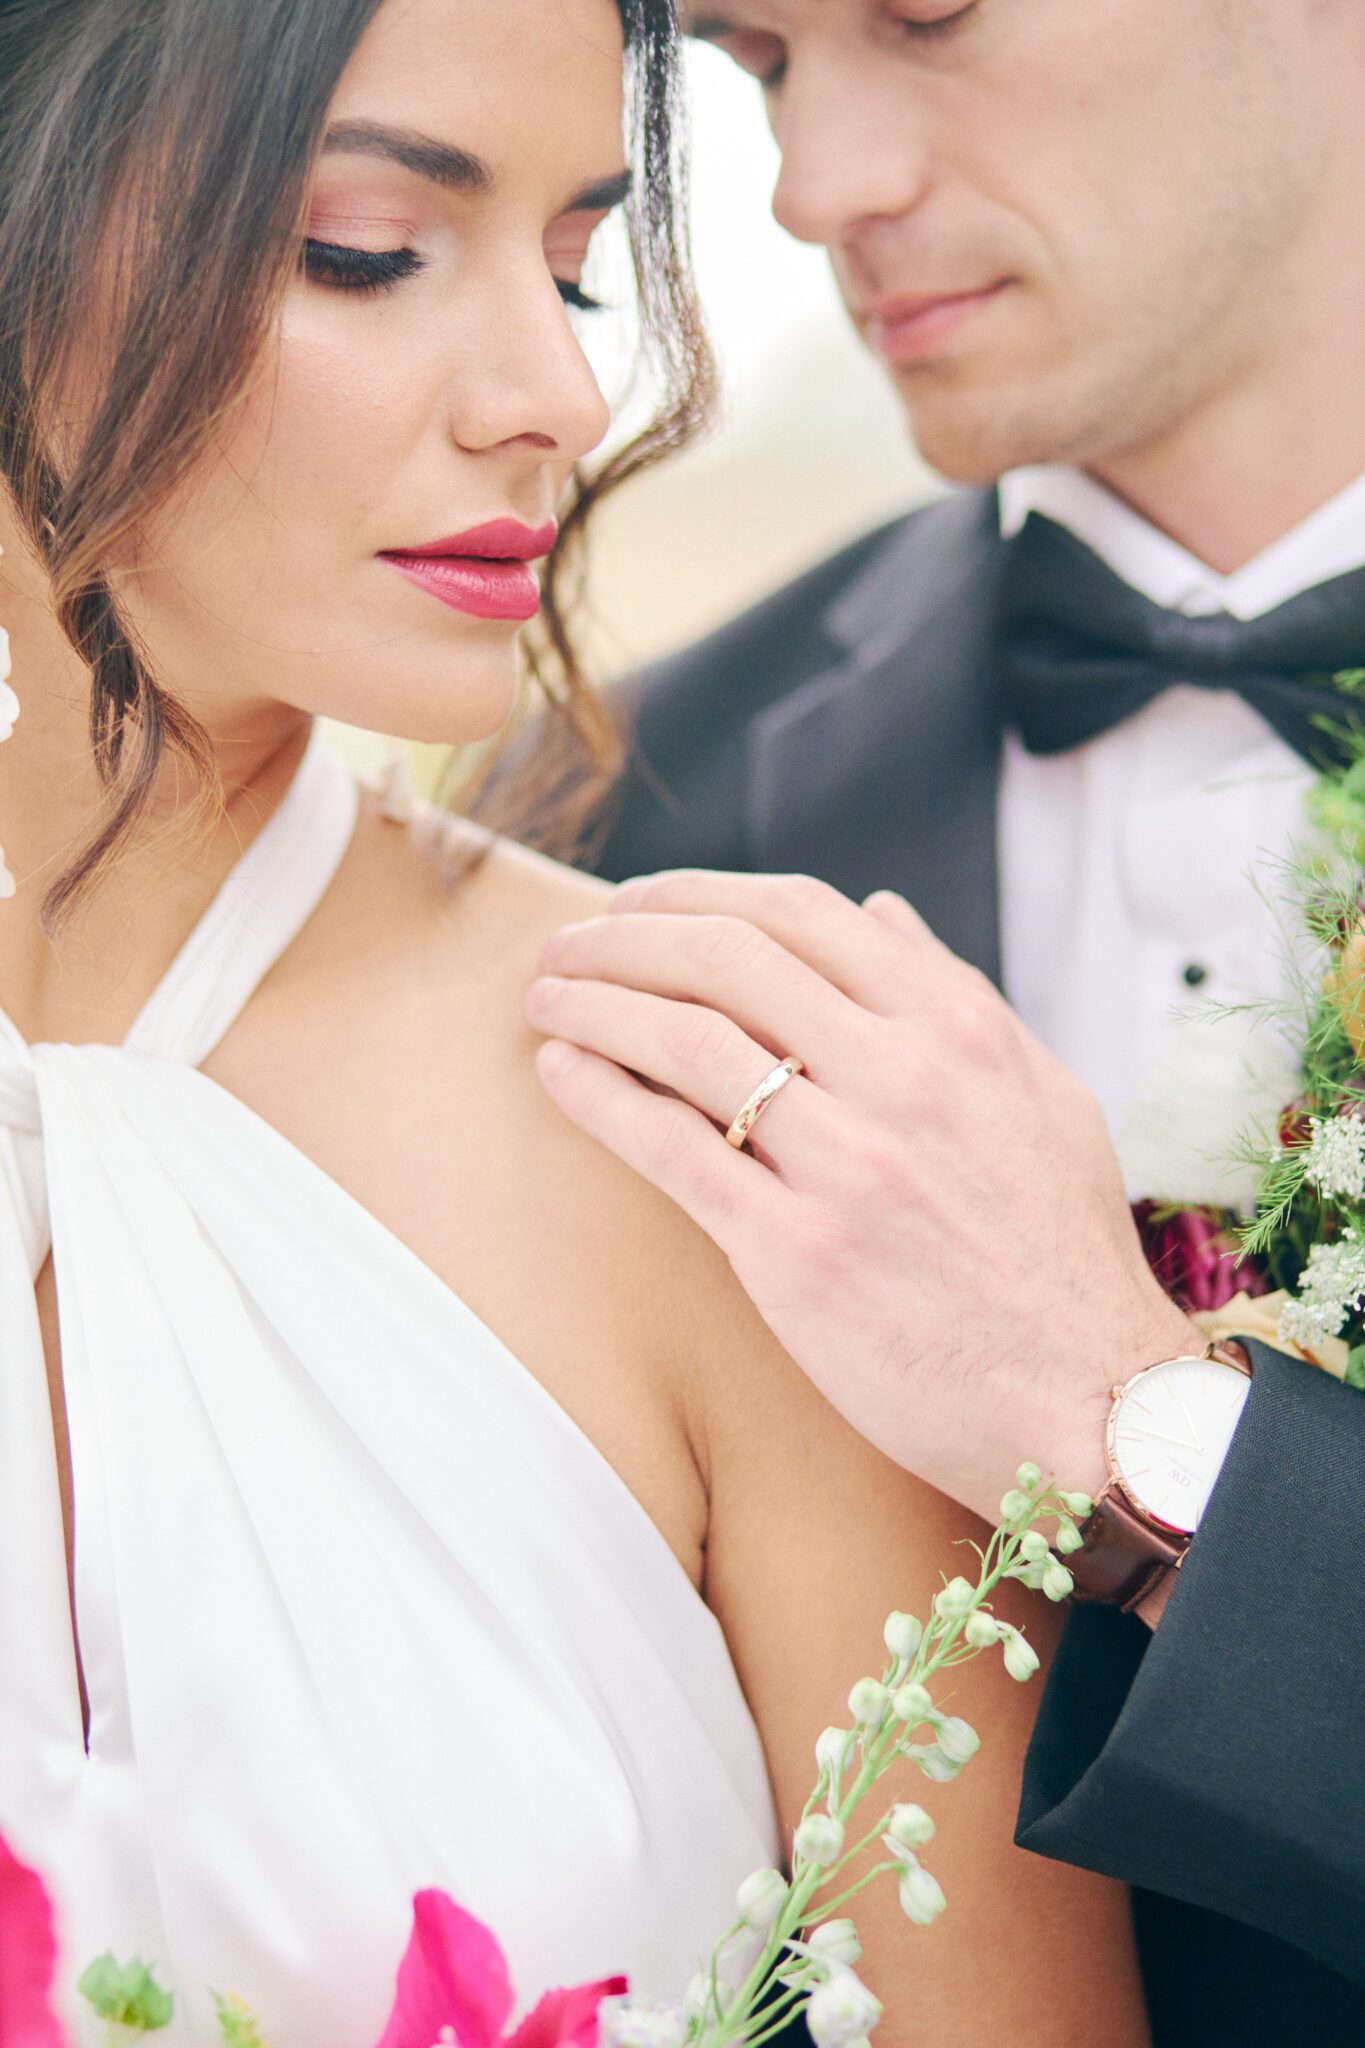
[328, 43, 942, 783]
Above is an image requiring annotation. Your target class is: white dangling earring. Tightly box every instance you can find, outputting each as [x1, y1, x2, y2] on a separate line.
[0, 542, 17, 899]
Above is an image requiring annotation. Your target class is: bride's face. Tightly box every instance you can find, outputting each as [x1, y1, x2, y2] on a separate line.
[115, 0, 624, 745]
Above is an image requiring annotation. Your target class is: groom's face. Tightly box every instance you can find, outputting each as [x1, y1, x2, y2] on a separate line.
[690, 0, 1341, 482]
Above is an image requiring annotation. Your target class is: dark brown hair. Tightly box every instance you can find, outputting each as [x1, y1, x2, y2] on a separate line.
[0, 0, 713, 924]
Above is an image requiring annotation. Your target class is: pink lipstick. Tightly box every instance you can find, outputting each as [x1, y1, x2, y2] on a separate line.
[380, 518, 558, 622]
[864, 283, 1010, 364]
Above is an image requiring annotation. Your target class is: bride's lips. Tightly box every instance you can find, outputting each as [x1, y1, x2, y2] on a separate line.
[379, 518, 559, 622]
[863, 282, 1011, 364]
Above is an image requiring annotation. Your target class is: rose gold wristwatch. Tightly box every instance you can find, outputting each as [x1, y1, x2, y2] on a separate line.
[1069, 1343, 1252, 1613]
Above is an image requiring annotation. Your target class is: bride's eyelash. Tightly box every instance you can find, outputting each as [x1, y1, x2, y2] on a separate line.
[301, 242, 604, 314]
[557, 279, 605, 314]
[301, 240, 425, 294]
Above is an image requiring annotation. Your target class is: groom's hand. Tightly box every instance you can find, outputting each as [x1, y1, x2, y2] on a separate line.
[526, 870, 1199, 1526]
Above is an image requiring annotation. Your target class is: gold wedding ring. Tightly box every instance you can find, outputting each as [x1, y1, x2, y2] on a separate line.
[724, 1056, 805, 1150]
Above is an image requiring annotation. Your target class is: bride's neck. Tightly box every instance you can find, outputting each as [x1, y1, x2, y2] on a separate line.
[0, 544, 311, 1046]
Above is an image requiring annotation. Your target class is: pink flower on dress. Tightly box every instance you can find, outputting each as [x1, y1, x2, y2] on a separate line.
[375, 1892, 626, 2048]
[1132, 1201, 1271, 1315]
[0, 1832, 66, 2048]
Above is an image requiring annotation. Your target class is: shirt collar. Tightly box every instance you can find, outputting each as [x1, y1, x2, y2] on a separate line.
[997, 464, 1365, 622]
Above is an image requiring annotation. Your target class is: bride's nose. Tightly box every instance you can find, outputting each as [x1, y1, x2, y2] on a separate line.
[445, 267, 611, 463]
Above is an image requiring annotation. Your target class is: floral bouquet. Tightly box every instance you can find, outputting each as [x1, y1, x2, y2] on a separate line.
[0, 1472, 1088, 2048]
[1129, 694, 1365, 1390]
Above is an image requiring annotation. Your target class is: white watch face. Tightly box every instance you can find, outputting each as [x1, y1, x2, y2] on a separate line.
[1112, 1356, 1251, 1534]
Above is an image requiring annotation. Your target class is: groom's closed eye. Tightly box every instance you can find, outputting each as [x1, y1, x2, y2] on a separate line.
[688, 15, 789, 89]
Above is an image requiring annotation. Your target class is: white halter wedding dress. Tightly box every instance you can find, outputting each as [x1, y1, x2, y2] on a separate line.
[0, 732, 780, 2045]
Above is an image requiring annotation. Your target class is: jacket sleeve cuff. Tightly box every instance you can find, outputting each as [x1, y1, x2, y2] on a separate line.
[1015, 1342, 1365, 1982]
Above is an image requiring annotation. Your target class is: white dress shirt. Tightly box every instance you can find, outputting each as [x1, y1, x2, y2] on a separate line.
[995, 466, 1365, 1203]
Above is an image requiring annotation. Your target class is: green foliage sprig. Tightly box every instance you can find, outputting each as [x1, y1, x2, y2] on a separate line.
[603, 1467, 1092, 2048]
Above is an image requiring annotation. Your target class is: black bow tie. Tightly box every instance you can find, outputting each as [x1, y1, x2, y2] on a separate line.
[993, 513, 1365, 768]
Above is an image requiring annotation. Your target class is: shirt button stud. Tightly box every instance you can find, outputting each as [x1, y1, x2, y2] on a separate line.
[1182, 962, 1210, 989]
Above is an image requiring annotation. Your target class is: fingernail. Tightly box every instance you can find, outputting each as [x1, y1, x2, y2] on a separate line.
[527, 974, 567, 1010]
[537, 1039, 581, 1078]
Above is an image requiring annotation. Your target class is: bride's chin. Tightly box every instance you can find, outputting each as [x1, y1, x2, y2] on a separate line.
[324, 655, 523, 748]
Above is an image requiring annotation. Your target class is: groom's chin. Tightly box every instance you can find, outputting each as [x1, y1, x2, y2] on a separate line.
[893, 371, 1151, 490]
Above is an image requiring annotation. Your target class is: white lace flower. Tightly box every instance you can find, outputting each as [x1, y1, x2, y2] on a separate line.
[1279, 1229, 1365, 1346]
[1301, 1114, 1365, 1201]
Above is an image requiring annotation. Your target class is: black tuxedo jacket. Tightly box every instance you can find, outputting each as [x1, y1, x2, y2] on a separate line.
[587, 491, 1365, 2039]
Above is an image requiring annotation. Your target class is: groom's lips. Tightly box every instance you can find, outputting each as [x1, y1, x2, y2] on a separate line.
[863, 282, 1011, 364]
[379, 518, 558, 622]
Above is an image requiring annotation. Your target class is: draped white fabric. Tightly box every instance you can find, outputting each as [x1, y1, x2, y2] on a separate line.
[0, 732, 779, 2045]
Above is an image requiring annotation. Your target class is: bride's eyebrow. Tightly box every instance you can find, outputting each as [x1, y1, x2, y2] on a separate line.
[321, 119, 493, 193]
[319, 121, 631, 215]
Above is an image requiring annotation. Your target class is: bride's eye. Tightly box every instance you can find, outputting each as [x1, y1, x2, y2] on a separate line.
[301, 240, 426, 294]
[556, 279, 605, 314]
[896, 0, 978, 37]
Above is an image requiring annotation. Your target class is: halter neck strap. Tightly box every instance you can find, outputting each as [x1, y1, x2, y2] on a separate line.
[123, 727, 359, 1069]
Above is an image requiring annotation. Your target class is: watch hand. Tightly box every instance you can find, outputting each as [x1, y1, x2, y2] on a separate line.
[1130, 1422, 1201, 1453]
[1176, 1396, 1205, 1455]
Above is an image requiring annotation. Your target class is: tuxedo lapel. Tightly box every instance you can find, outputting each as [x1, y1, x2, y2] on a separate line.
[746, 490, 1007, 985]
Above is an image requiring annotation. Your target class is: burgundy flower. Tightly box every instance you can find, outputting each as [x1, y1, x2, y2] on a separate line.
[0, 1832, 66, 2048]
[1132, 1202, 1271, 1315]
[375, 1892, 626, 2048]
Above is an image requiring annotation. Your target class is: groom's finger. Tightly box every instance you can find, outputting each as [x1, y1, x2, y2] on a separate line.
[537, 911, 880, 1084]
[605, 870, 943, 1016]
[535, 1039, 776, 1247]
[525, 974, 821, 1165]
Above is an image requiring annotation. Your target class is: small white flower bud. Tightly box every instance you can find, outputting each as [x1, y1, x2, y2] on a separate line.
[883, 1611, 923, 1662]
[737, 1867, 788, 1931]
[934, 1716, 980, 1766]
[1018, 1528, 1050, 1563]
[1001, 1627, 1041, 1682]
[816, 1726, 854, 1781]
[683, 1975, 714, 2024]
[599, 1998, 687, 2048]
[999, 1488, 1031, 1524]
[1011, 1558, 1048, 1590]
[1054, 1516, 1084, 1556]
[1057, 1489, 1094, 1519]
[795, 1813, 846, 1866]
[898, 1863, 947, 1927]
[806, 1969, 883, 2048]
[964, 1610, 1002, 1648]
[848, 1678, 889, 1727]
[933, 1576, 977, 1621]
[1042, 1558, 1075, 1602]
[915, 1746, 963, 1784]
[1014, 1460, 1044, 1492]
[807, 1919, 862, 1967]
[891, 1681, 936, 1726]
[887, 1802, 935, 1850]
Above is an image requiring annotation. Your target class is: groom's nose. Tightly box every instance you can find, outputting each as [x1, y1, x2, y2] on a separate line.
[769, 55, 934, 246]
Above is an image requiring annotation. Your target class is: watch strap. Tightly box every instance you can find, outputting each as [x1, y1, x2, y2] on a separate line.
[1069, 1482, 1188, 1613]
